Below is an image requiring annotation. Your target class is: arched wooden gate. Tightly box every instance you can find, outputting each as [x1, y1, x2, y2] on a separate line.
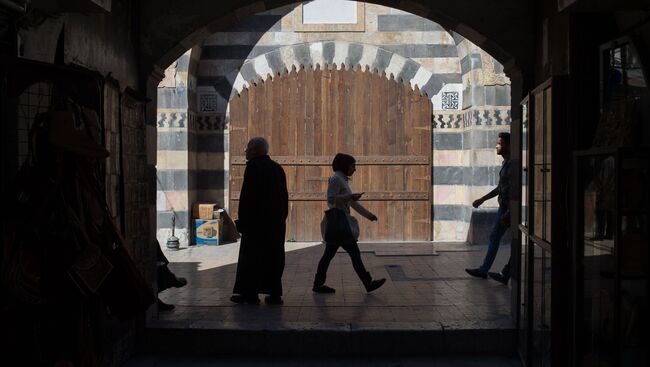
[229, 65, 432, 241]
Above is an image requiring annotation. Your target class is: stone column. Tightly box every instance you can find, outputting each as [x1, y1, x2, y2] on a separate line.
[456, 40, 513, 246]
[156, 50, 194, 247]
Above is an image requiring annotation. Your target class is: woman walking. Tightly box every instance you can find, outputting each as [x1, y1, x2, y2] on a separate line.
[312, 153, 386, 294]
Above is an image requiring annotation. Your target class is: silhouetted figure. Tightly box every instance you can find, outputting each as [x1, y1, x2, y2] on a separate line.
[313, 153, 386, 294]
[466, 132, 513, 283]
[156, 242, 188, 311]
[231, 137, 288, 305]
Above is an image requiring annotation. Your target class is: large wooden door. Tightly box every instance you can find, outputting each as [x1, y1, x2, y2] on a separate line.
[229, 65, 431, 241]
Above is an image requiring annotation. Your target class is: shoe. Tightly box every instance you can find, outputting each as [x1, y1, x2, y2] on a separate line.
[488, 272, 509, 285]
[312, 285, 336, 293]
[230, 294, 260, 304]
[264, 295, 284, 305]
[465, 268, 487, 279]
[172, 276, 187, 288]
[364, 278, 386, 293]
[157, 298, 175, 311]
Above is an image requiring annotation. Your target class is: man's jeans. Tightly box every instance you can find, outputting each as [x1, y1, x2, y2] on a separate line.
[479, 207, 510, 273]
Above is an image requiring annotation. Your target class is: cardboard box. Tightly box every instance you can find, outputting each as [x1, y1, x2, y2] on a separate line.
[194, 219, 222, 245]
[193, 203, 219, 220]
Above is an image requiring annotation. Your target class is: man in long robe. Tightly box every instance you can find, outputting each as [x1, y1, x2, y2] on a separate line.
[231, 137, 288, 305]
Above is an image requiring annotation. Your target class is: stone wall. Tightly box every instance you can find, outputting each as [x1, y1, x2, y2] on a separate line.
[156, 47, 201, 247]
[433, 35, 512, 244]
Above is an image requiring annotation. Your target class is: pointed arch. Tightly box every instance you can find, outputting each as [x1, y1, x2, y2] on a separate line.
[227, 41, 462, 105]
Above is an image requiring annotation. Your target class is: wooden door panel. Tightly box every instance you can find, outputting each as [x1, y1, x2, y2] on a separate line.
[230, 66, 431, 241]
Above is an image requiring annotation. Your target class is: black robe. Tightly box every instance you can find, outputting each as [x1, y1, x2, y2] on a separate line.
[233, 155, 288, 296]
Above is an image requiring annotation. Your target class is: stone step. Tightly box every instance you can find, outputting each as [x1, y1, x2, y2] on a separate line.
[126, 354, 523, 367]
[144, 320, 516, 356]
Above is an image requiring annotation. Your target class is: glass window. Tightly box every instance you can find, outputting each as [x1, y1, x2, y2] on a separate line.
[532, 85, 553, 242]
[578, 154, 617, 367]
[603, 43, 648, 109]
[519, 235, 530, 359]
[531, 243, 552, 367]
[521, 100, 529, 226]
[532, 243, 545, 367]
[303, 0, 357, 24]
[542, 250, 552, 367]
[543, 88, 552, 242]
[619, 156, 649, 366]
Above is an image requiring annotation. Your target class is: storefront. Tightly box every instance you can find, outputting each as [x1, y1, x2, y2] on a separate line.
[516, 36, 649, 367]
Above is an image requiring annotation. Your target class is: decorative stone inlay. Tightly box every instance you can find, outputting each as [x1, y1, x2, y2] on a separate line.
[199, 94, 218, 112]
[431, 108, 511, 129]
[441, 91, 459, 110]
[480, 50, 510, 86]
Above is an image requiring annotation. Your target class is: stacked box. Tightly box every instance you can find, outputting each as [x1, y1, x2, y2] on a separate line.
[194, 219, 222, 245]
[192, 203, 219, 220]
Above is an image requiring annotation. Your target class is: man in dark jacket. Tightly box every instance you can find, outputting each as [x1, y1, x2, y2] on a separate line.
[465, 132, 513, 283]
[231, 137, 289, 305]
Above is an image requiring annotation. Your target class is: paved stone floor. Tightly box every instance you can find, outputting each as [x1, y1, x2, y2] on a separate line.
[155, 241, 512, 329]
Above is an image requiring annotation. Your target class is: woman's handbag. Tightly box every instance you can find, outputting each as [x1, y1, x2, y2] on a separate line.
[323, 208, 354, 243]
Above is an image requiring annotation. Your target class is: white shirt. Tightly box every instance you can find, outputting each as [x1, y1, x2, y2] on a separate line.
[321, 171, 373, 241]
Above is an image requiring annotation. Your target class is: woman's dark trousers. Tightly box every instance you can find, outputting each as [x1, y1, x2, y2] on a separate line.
[314, 241, 371, 286]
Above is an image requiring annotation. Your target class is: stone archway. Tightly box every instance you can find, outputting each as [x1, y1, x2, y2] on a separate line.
[145, 1, 526, 245]
[141, 0, 532, 83]
[143, 0, 527, 355]
[157, 32, 517, 245]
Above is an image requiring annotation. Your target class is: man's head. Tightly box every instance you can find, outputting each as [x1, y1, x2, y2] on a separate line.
[496, 132, 511, 157]
[245, 137, 269, 160]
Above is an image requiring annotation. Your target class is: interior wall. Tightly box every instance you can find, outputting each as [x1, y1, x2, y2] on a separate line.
[17, 1, 139, 89]
[5, 1, 153, 365]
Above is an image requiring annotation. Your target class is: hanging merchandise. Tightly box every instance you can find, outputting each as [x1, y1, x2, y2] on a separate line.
[48, 109, 110, 159]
